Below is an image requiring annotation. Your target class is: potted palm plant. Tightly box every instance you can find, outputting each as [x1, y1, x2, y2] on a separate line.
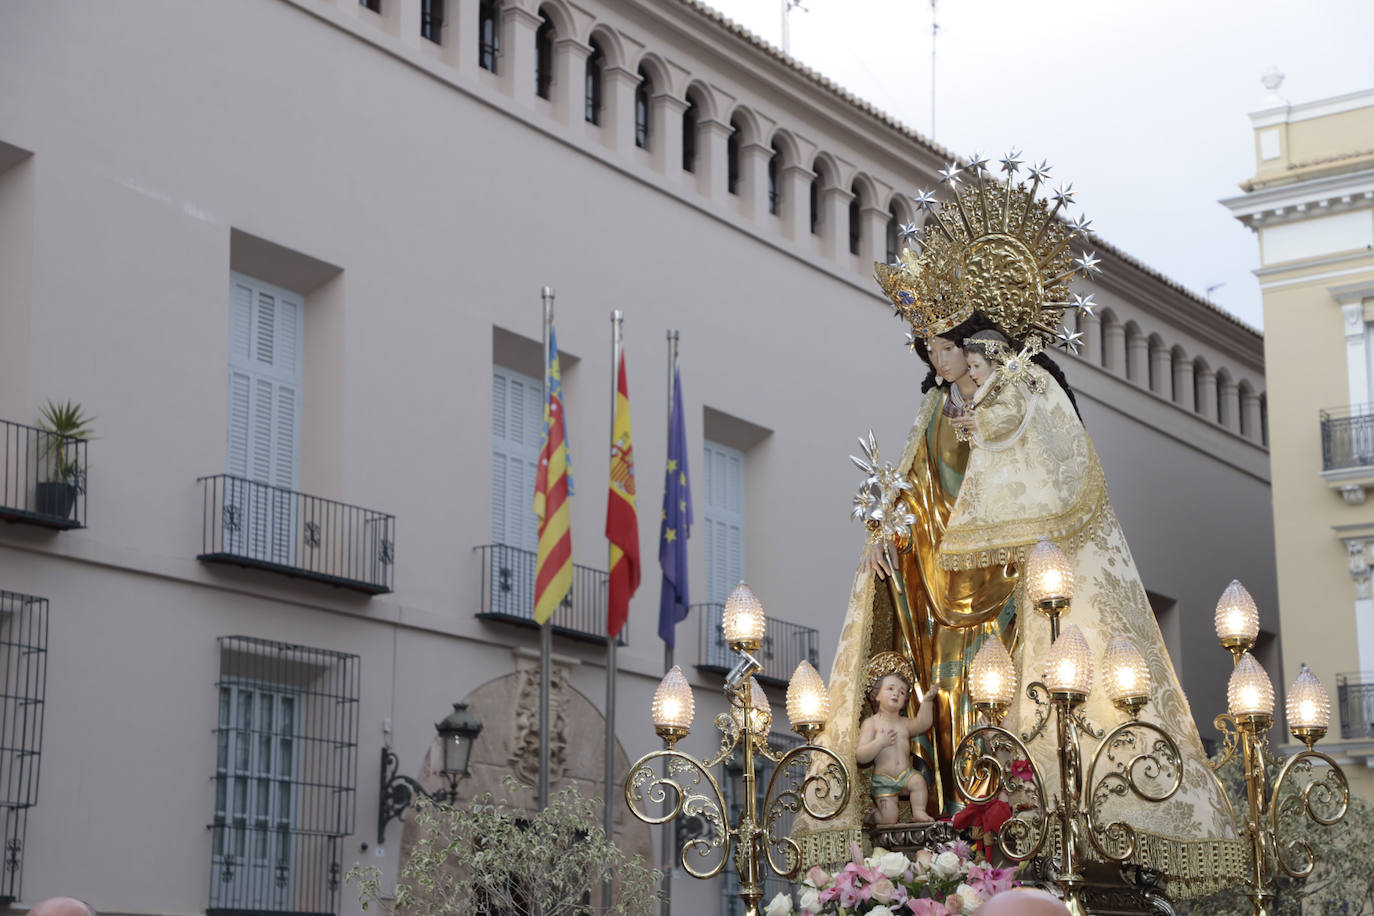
[35, 400, 95, 519]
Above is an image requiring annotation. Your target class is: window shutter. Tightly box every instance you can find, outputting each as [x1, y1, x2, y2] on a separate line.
[491, 366, 544, 554]
[704, 440, 746, 605]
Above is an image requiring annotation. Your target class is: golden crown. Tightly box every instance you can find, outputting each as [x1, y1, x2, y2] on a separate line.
[875, 153, 1100, 352]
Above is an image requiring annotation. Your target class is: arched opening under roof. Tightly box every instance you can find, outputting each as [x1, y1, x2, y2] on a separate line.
[810, 158, 828, 236]
[1215, 368, 1234, 428]
[1170, 345, 1188, 404]
[478, 0, 500, 73]
[1192, 357, 1211, 415]
[634, 65, 652, 149]
[584, 37, 604, 125]
[534, 9, 554, 99]
[886, 201, 900, 263]
[1238, 380, 1255, 438]
[848, 181, 863, 256]
[727, 115, 743, 196]
[768, 139, 783, 216]
[682, 90, 702, 173]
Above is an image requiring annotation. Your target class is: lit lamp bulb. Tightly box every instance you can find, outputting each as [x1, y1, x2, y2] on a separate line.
[968, 637, 1017, 722]
[722, 582, 766, 653]
[1214, 579, 1260, 660]
[1044, 624, 1093, 699]
[1026, 538, 1073, 626]
[651, 665, 694, 746]
[1102, 635, 1150, 718]
[786, 660, 830, 740]
[732, 677, 772, 739]
[1286, 663, 1331, 748]
[1226, 653, 1275, 724]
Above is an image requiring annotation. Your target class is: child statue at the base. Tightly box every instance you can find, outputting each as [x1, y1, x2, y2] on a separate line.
[856, 651, 935, 824]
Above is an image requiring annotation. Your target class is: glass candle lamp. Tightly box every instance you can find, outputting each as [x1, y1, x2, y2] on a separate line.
[1103, 635, 1150, 717]
[722, 582, 766, 653]
[651, 665, 695, 746]
[786, 660, 830, 740]
[968, 637, 1017, 721]
[1285, 663, 1331, 747]
[1226, 653, 1275, 723]
[1044, 624, 1093, 699]
[1214, 579, 1260, 660]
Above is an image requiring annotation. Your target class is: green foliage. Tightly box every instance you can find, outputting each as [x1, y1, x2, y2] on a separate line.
[347, 779, 661, 916]
[36, 399, 95, 486]
[1175, 749, 1374, 916]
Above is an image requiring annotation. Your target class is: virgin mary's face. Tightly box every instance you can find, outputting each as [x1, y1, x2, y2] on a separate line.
[926, 335, 968, 384]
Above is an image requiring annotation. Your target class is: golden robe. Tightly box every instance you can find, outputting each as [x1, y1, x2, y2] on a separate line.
[791, 371, 1245, 899]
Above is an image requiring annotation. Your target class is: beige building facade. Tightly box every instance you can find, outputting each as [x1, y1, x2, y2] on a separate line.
[1, 1, 1272, 914]
[1224, 83, 1374, 800]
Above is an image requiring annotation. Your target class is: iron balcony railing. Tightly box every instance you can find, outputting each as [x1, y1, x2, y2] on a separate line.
[0, 418, 88, 530]
[1336, 672, 1374, 740]
[474, 543, 622, 645]
[0, 590, 48, 905]
[1320, 404, 1374, 471]
[197, 475, 395, 595]
[694, 602, 819, 688]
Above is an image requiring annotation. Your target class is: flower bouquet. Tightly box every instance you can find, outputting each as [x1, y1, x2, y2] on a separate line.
[766, 841, 1019, 916]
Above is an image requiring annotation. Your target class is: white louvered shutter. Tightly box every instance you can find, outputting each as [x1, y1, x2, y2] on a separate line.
[227, 273, 303, 563]
[491, 366, 543, 553]
[703, 440, 746, 605]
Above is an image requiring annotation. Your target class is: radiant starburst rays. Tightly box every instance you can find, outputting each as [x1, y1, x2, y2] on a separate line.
[881, 150, 1102, 352]
[850, 431, 915, 544]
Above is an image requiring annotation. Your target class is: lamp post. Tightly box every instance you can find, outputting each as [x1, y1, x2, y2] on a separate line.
[625, 583, 850, 916]
[1208, 582, 1348, 916]
[378, 702, 484, 844]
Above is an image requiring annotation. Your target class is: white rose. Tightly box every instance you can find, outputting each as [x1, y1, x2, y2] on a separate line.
[932, 850, 962, 878]
[764, 892, 794, 916]
[798, 888, 822, 913]
[868, 907, 894, 916]
[877, 850, 911, 878]
[957, 882, 989, 910]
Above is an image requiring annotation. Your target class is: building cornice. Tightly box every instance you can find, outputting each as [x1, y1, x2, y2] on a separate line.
[1222, 167, 1374, 227]
[1249, 87, 1374, 129]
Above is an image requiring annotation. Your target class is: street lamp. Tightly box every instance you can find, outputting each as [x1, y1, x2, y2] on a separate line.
[378, 702, 484, 844]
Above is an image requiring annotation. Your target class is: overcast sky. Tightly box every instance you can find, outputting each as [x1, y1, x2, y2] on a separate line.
[703, 0, 1374, 330]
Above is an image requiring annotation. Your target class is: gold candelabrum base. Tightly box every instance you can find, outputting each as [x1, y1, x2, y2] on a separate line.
[625, 666, 851, 916]
[1210, 711, 1350, 916]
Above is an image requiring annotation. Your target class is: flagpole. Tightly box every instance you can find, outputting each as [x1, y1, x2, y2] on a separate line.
[605, 309, 624, 909]
[539, 286, 554, 813]
[661, 329, 678, 916]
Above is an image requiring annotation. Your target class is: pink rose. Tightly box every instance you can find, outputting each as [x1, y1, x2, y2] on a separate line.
[950, 840, 973, 860]
[805, 866, 830, 888]
[915, 849, 935, 871]
[945, 894, 965, 914]
[1011, 758, 1034, 782]
[908, 899, 948, 915]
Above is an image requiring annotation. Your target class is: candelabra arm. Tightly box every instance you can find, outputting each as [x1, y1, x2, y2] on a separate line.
[1268, 748, 1349, 880]
[1020, 681, 1053, 744]
[759, 742, 851, 879]
[1211, 714, 1241, 772]
[701, 712, 743, 769]
[953, 723, 1051, 861]
[1083, 719, 1183, 863]
[624, 748, 732, 879]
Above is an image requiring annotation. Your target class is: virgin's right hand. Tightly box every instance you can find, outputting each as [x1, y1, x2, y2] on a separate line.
[859, 538, 895, 580]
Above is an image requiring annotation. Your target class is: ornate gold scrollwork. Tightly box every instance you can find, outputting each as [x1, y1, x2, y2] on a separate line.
[1083, 720, 1182, 863]
[1210, 714, 1241, 772]
[953, 723, 1051, 861]
[624, 749, 730, 879]
[1021, 681, 1053, 744]
[1269, 749, 1349, 879]
[759, 745, 852, 878]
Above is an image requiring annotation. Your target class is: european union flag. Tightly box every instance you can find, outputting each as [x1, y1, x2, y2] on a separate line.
[659, 367, 692, 646]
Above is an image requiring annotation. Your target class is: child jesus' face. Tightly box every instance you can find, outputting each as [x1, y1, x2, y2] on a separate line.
[965, 350, 995, 387]
[873, 674, 910, 713]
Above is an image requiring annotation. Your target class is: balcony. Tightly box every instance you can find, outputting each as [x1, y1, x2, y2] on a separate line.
[0, 589, 48, 905]
[1337, 672, 1374, 740]
[694, 602, 819, 688]
[474, 543, 622, 645]
[1319, 406, 1374, 503]
[197, 475, 395, 594]
[0, 418, 88, 530]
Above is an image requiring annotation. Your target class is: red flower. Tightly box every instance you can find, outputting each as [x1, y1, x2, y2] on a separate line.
[1010, 758, 1034, 783]
[951, 798, 1013, 856]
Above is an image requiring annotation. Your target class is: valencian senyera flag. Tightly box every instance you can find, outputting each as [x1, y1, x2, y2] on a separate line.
[533, 328, 573, 625]
[658, 366, 692, 647]
[605, 350, 640, 638]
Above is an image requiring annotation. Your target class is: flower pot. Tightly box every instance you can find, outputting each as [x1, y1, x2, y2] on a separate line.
[34, 482, 77, 519]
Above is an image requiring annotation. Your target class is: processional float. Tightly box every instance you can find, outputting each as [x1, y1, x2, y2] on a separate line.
[625, 153, 1347, 916]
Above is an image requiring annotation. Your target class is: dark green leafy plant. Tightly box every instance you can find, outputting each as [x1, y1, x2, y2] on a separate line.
[36, 399, 95, 488]
[348, 778, 660, 916]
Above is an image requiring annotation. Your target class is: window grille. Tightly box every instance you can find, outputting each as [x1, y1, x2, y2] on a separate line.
[634, 68, 652, 150]
[584, 40, 603, 125]
[0, 591, 47, 905]
[210, 637, 359, 916]
[420, 0, 444, 43]
[478, 0, 500, 73]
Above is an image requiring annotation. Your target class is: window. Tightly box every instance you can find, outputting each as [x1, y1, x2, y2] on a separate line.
[768, 141, 782, 215]
[682, 96, 699, 172]
[726, 118, 741, 196]
[534, 12, 554, 99]
[420, 0, 444, 42]
[703, 440, 744, 604]
[809, 161, 822, 235]
[492, 366, 543, 553]
[848, 182, 862, 255]
[360, 0, 381, 11]
[585, 39, 604, 125]
[210, 637, 359, 916]
[227, 273, 302, 566]
[0, 590, 46, 905]
[634, 66, 652, 150]
[478, 0, 499, 73]
[885, 203, 899, 263]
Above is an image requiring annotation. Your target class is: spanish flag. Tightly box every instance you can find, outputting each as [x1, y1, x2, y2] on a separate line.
[605, 351, 640, 638]
[533, 329, 572, 625]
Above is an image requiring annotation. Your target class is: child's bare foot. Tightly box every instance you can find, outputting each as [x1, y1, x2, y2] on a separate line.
[910, 810, 935, 823]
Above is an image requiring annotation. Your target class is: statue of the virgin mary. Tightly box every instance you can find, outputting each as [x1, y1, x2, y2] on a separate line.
[790, 159, 1244, 900]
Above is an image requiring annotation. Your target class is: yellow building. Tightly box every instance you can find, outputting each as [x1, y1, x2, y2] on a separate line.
[1224, 80, 1374, 796]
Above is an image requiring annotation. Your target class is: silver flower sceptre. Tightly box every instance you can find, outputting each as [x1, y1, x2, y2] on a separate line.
[850, 431, 915, 544]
